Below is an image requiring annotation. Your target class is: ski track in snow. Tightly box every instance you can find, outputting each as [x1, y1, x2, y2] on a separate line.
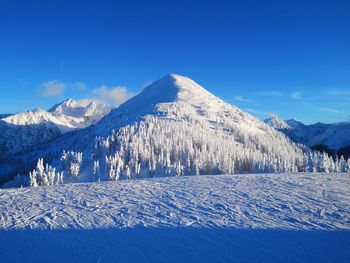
[1, 173, 349, 230]
[1, 173, 350, 262]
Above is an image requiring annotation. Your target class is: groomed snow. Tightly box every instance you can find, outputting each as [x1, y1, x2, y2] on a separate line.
[0, 173, 350, 262]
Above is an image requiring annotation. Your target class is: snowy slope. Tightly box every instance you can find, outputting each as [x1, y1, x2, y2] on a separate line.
[297, 122, 350, 150]
[8, 73, 309, 186]
[49, 98, 111, 128]
[0, 113, 12, 119]
[99, 73, 271, 135]
[2, 173, 349, 230]
[0, 115, 62, 157]
[265, 116, 350, 150]
[264, 115, 292, 130]
[0, 99, 111, 156]
[0, 173, 349, 262]
[3, 108, 77, 131]
[3, 98, 111, 131]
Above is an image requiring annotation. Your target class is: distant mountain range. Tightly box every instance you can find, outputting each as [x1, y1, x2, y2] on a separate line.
[0, 99, 111, 184]
[264, 115, 350, 158]
[1, 74, 311, 186]
[0, 99, 111, 155]
[1, 74, 349, 188]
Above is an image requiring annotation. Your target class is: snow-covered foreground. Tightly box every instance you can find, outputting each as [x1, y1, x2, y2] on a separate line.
[1, 173, 350, 262]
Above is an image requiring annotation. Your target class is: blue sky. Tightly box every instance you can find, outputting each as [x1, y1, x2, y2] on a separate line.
[0, 0, 349, 124]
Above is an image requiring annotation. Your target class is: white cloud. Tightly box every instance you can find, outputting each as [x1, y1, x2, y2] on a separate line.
[233, 96, 252, 102]
[325, 89, 350, 100]
[39, 80, 66, 97]
[327, 90, 350, 96]
[290, 91, 303, 100]
[244, 108, 269, 116]
[253, 91, 283, 97]
[70, 82, 86, 90]
[74, 98, 105, 107]
[38, 79, 133, 106]
[39, 80, 86, 97]
[92, 86, 134, 106]
[315, 107, 344, 114]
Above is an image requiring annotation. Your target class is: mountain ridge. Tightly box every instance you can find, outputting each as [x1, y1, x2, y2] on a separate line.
[0, 99, 111, 158]
[3, 74, 349, 188]
[7, 74, 309, 186]
[264, 115, 350, 158]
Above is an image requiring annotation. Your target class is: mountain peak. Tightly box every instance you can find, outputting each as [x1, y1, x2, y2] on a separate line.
[117, 73, 221, 115]
[264, 115, 291, 130]
[48, 98, 76, 113]
[62, 98, 75, 106]
[165, 73, 183, 79]
[286, 119, 305, 129]
[49, 98, 110, 119]
[144, 73, 214, 96]
[3, 107, 59, 126]
[32, 107, 46, 113]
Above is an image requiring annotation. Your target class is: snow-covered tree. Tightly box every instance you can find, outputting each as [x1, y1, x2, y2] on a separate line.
[28, 158, 63, 187]
[60, 150, 83, 178]
[93, 160, 100, 181]
[125, 165, 131, 179]
[92, 115, 313, 180]
[176, 160, 182, 177]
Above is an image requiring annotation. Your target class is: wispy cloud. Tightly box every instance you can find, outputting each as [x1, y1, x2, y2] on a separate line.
[244, 108, 269, 116]
[39, 80, 66, 97]
[74, 98, 106, 107]
[253, 91, 283, 97]
[233, 96, 252, 102]
[39, 80, 86, 97]
[290, 91, 303, 100]
[315, 107, 344, 114]
[325, 89, 350, 100]
[38, 79, 134, 106]
[92, 86, 134, 106]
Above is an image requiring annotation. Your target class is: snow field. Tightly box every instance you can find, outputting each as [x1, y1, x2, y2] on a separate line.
[0, 173, 350, 262]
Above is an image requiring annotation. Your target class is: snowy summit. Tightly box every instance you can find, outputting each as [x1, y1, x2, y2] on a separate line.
[4, 73, 348, 189]
[264, 115, 292, 130]
[0, 74, 350, 263]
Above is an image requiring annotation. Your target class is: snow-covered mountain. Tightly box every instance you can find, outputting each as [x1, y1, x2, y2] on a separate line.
[264, 116, 350, 156]
[49, 98, 111, 127]
[0, 114, 12, 119]
[5, 74, 348, 188]
[6, 73, 314, 187]
[264, 115, 292, 130]
[0, 99, 111, 156]
[3, 108, 76, 131]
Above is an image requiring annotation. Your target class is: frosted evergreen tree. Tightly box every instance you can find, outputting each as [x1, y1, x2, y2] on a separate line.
[60, 150, 83, 178]
[125, 166, 131, 179]
[176, 160, 182, 177]
[93, 160, 100, 181]
[28, 158, 63, 187]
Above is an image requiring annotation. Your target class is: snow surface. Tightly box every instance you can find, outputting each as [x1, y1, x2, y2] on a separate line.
[49, 98, 111, 125]
[0, 173, 349, 262]
[0, 99, 111, 158]
[18, 74, 305, 183]
[264, 115, 291, 130]
[3, 108, 74, 130]
[265, 115, 350, 150]
[4, 98, 111, 132]
[0, 73, 301, 186]
[101, 73, 270, 137]
[285, 120, 350, 150]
